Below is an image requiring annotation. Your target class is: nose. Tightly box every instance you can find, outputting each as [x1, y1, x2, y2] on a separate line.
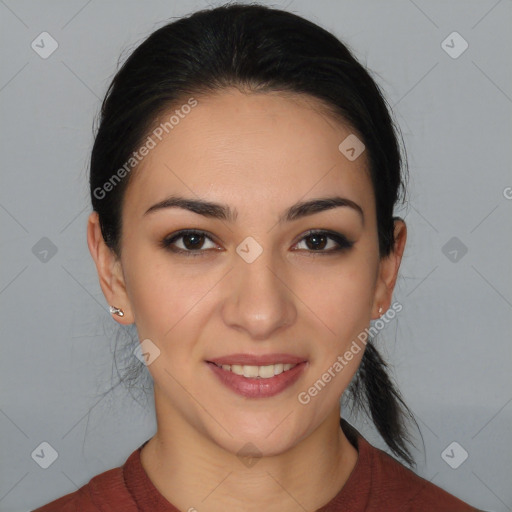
[221, 247, 297, 340]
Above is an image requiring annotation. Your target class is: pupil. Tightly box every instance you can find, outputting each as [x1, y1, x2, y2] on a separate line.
[184, 233, 203, 250]
[308, 234, 326, 250]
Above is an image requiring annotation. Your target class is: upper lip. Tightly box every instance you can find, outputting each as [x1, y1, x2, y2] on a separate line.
[207, 353, 307, 366]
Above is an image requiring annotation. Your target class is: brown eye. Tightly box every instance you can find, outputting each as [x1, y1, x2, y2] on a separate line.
[180, 232, 206, 250]
[160, 229, 353, 258]
[294, 230, 354, 254]
[160, 230, 218, 256]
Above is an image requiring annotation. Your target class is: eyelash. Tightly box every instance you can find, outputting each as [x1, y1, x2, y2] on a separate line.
[159, 229, 354, 257]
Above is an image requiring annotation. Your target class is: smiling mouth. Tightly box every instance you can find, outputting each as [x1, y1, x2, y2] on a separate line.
[208, 361, 299, 379]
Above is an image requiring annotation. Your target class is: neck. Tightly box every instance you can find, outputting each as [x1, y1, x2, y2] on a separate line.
[140, 394, 358, 512]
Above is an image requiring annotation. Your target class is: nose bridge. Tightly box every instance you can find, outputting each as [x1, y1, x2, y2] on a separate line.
[223, 237, 296, 338]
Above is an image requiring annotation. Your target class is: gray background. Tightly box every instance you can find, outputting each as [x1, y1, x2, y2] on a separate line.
[1, 1, 511, 511]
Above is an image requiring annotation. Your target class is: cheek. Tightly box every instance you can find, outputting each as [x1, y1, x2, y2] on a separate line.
[122, 246, 220, 357]
[299, 254, 377, 340]
[296, 249, 377, 396]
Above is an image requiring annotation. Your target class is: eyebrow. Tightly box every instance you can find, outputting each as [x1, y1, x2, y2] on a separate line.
[143, 194, 364, 224]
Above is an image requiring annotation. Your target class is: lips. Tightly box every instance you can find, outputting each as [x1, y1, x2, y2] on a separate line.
[207, 360, 308, 398]
[207, 353, 307, 366]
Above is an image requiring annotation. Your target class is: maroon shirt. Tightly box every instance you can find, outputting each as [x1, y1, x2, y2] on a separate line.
[33, 420, 482, 511]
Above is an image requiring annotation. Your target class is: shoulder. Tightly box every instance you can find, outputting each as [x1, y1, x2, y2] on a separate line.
[31, 464, 137, 512]
[366, 439, 482, 511]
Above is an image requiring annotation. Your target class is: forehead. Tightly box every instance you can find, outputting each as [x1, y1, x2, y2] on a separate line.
[123, 88, 374, 221]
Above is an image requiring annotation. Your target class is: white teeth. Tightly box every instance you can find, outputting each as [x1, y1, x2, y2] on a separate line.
[215, 363, 298, 379]
[243, 365, 259, 378]
[259, 365, 275, 378]
[273, 363, 284, 375]
[231, 364, 243, 375]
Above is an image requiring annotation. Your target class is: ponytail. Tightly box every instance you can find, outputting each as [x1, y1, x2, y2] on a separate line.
[347, 341, 419, 466]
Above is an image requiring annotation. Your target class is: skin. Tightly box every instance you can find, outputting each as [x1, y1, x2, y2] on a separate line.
[87, 87, 406, 511]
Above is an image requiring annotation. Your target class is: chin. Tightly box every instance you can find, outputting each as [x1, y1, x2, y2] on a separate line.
[204, 415, 311, 459]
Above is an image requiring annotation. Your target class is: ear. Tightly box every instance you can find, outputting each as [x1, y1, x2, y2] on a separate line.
[371, 218, 407, 319]
[86, 211, 134, 324]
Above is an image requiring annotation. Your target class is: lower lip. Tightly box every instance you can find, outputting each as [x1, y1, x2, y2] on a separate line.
[206, 361, 307, 398]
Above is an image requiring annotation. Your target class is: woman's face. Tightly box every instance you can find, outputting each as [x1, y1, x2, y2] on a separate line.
[92, 88, 401, 456]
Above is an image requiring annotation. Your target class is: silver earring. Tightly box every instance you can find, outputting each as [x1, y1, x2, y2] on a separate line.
[109, 305, 124, 317]
[378, 306, 383, 315]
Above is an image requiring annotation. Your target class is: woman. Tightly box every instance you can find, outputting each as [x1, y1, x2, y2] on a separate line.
[34, 3, 482, 511]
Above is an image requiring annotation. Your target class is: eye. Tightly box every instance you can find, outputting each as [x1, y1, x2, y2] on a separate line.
[160, 229, 353, 257]
[293, 230, 354, 254]
[160, 229, 219, 257]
